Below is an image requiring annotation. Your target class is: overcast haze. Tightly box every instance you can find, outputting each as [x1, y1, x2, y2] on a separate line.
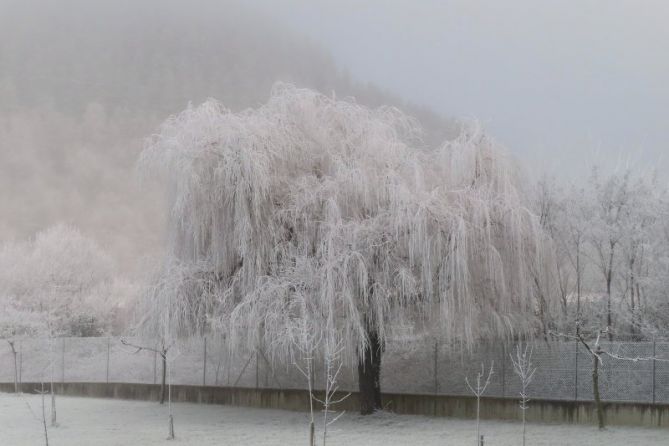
[255, 0, 669, 177]
[1, 0, 668, 272]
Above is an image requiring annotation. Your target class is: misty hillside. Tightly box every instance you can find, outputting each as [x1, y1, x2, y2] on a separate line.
[0, 0, 454, 274]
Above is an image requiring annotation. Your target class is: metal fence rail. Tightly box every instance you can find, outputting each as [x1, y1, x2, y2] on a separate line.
[1, 337, 667, 404]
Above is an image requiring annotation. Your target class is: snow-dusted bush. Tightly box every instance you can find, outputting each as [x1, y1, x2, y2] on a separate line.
[0, 224, 122, 336]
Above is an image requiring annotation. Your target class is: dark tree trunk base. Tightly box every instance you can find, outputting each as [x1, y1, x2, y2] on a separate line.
[160, 351, 167, 405]
[593, 347, 605, 430]
[358, 325, 383, 415]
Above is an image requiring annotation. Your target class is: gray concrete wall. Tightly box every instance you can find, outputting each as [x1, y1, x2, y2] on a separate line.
[2, 382, 667, 428]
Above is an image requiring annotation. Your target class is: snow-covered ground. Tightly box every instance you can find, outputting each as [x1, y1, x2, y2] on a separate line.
[0, 393, 666, 445]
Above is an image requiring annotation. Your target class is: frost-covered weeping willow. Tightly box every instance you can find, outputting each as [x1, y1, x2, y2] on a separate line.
[140, 84, 547, 357]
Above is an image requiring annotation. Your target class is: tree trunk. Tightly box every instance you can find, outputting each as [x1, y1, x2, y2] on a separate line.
[13, 350, 18, 393]
[50, 383, 57, 426]
[576, 247, 581, 336]
[606, 249, 614, 342]
[9, 341, 18, 394]
[167, 414, 175, 439]
[357, 325, 383, 415]
[629, 256, 638, 340]
[592, 349, 605, 430]
[160, 351, 167, 405]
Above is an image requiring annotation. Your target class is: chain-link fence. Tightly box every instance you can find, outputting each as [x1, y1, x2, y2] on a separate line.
[1, 337, 667, 404]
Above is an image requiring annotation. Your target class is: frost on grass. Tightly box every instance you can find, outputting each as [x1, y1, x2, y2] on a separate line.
[2, 394, 666, 446]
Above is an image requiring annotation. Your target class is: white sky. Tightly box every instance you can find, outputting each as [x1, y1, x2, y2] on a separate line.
[253, 0, 669, 178]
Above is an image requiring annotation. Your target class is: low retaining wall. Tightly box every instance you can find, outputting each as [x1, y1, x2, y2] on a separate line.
[2, 382, 667, 428]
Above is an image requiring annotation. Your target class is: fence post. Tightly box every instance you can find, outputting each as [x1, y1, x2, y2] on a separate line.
[153, 348, 157, 385]
[227, 344, 232, 386]
[203, 337, 207, 386]
[255, 349, 260, 389]
[106, 337, 110, 383]
[18, 340, 22, 389]
[61, 338, 65, 383]
[574, 340, 579, 401]
[652, 339, 656, 404]
[501, 342, 506, 398]
[310, 352, 315, 391]
[433, 339, 439, 394]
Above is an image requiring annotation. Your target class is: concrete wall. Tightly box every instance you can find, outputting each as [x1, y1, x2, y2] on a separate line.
[2, 382, 667, 428]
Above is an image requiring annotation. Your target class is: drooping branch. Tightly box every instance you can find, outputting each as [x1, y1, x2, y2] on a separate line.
[120, 339, 170, 404]
[141, 84, 549, 363]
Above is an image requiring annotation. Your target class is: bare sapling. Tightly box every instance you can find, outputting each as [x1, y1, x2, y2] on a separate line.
[0, 310, 46, 394]
[510, 344, 537, 446]
[313, 337, 350, 446]
[6, 339, 19, 393]
[50, 383, 56, 427]
[552, 324, 669, 430]
[551, 329, 606, 429]
[168, 412, 175, 440]
[167, 349, 175, 440]
[49, 337, 57, 427]
[121, 338, 175, 439]
[0, 308, 47, 394]
[20, 382, 50, 446]
[465, 361, 494, 446]
[121, 338, 170, 404]
[39, 383, 50, 446]
[293, 321, 321, 446]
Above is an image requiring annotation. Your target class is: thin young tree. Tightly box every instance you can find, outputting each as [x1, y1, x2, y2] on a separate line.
[43, 297, 61, 428]
[120, 339, 170, 404]
[167, 350, 175, 440]
[551, 329, 607, 429]
[465, 362, 494, 446]
[0, 305, 46, 393]
[288, 291, 323, 446]
[39, 384, 50, 446]
[19, 382, 51, 446]
[7, 339, 20, 393]
[510, 344, 537, 446]
[130, 261, 192, 437]
[314, 337, 350, 446]
[140, 84, 550, 414]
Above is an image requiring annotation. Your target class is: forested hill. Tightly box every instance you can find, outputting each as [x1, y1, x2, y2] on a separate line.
[0, 0, 455, 274]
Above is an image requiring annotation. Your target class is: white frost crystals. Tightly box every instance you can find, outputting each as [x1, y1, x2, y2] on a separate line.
[139, 83, 550, 359]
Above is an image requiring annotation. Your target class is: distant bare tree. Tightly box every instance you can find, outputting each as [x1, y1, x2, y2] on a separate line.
[121, 339, 170, 404]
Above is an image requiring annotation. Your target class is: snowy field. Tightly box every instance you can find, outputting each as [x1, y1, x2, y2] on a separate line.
[0, 394, 666, 445]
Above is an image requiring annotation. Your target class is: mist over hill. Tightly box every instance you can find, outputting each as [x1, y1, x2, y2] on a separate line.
[0, 0, 454, 275]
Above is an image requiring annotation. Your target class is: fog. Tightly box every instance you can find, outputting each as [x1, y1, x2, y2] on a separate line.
[1, 0, 666, 274]
[0, 0, 451, 273]
[258, 0, 669, 176]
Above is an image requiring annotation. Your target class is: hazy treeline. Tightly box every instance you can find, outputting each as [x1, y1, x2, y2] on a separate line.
[536, 169, 669, 340]
[2, 1, 667, 344]
[0, 0, 455, 276]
